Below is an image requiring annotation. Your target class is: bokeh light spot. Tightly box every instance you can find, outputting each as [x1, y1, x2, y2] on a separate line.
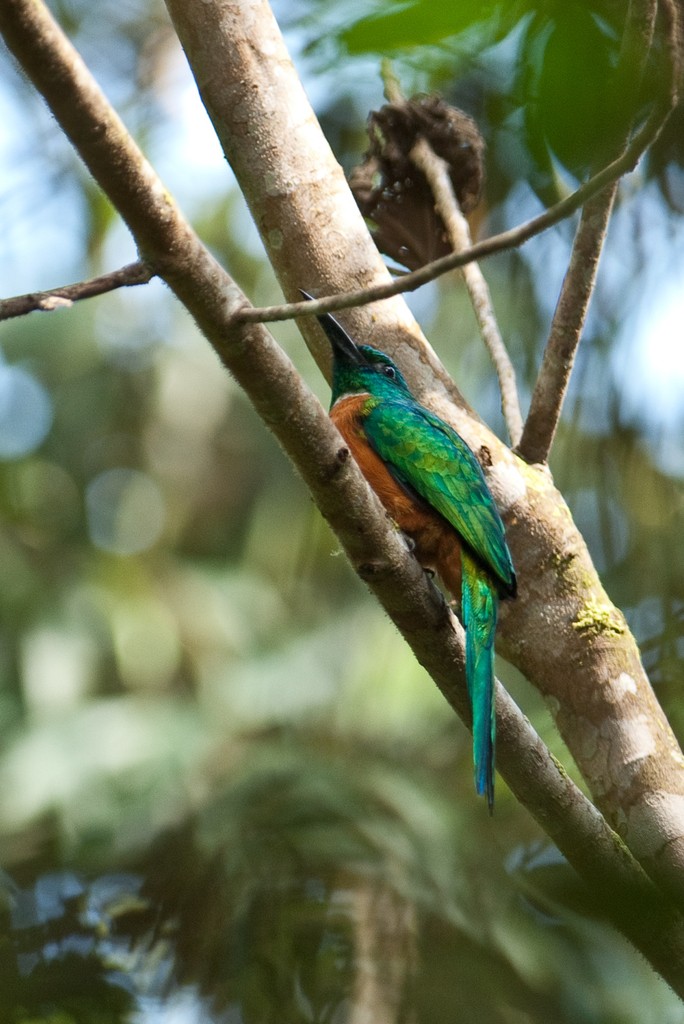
[0, 365, 52, 459]
[85, 468, 165, 555]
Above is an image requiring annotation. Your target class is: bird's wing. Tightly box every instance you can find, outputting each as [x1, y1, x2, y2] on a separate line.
[364, 398, 516, 595]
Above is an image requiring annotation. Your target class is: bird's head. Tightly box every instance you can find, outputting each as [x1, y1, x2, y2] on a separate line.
[300, 291, 412, 402]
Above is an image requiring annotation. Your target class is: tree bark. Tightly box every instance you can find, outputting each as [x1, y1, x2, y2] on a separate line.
[163, 0, 684, 902]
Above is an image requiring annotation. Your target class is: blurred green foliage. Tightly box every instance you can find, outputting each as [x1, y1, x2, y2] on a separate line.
[0, 0, 683, 1020]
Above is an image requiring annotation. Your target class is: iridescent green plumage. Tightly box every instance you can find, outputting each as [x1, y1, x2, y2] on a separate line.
[305, 294, 516, 809]
[361, 398, 515, 597]
[361, 393, 514, 810]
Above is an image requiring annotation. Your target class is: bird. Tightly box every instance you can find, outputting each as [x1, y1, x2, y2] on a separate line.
[303, 293, 516, 810]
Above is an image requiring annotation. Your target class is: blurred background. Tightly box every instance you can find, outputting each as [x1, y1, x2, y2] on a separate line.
[0, 0, 683, 1020]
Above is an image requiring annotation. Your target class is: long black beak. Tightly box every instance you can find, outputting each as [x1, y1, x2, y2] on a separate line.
[300, 290, 367, 366]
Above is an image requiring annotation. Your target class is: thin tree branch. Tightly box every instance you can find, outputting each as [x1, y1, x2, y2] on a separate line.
[4, 0, 684, 985]
[0, 260, 153, 320]
[517, 191, 617, 463]
[517, 0, 668, 464]
[409, 137, 524, 446]
[233, 94, 675, 327]
[378, 60, 523, 446]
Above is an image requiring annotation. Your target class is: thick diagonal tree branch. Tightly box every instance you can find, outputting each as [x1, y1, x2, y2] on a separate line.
[3, 0, 684, 988]
[162, 0, 684, 907]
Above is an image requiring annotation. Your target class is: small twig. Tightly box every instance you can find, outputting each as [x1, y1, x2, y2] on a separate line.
[517, 0, 669, 464]
[0, 260, 154, 321]
[410, 138, 524, 446]
[234, 92, 674, 328]
[381, 59, 524, 445]
[380, 58, 403, 104]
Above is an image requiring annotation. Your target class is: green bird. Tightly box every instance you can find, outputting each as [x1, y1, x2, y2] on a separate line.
[307, 296, 516, 809]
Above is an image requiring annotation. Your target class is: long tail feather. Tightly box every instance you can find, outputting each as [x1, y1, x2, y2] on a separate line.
[461, 549, 498, 812]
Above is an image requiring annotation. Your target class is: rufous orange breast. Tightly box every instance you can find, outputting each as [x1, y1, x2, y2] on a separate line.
[331, 394, 462, 597]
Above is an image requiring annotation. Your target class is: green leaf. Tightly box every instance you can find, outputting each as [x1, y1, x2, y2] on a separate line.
[340, 0, 519, 54]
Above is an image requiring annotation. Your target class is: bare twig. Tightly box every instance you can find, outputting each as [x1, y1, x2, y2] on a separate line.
[0, 260, 153, 321]
[379, 61, 524, 445]
[410, 138, 524, 446]
[517, 0, 667, 464]
[380, 58, 403, 105]
[234, 92, 674, 327]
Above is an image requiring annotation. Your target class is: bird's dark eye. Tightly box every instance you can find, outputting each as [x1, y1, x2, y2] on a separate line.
[382, 365, 397, 379]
